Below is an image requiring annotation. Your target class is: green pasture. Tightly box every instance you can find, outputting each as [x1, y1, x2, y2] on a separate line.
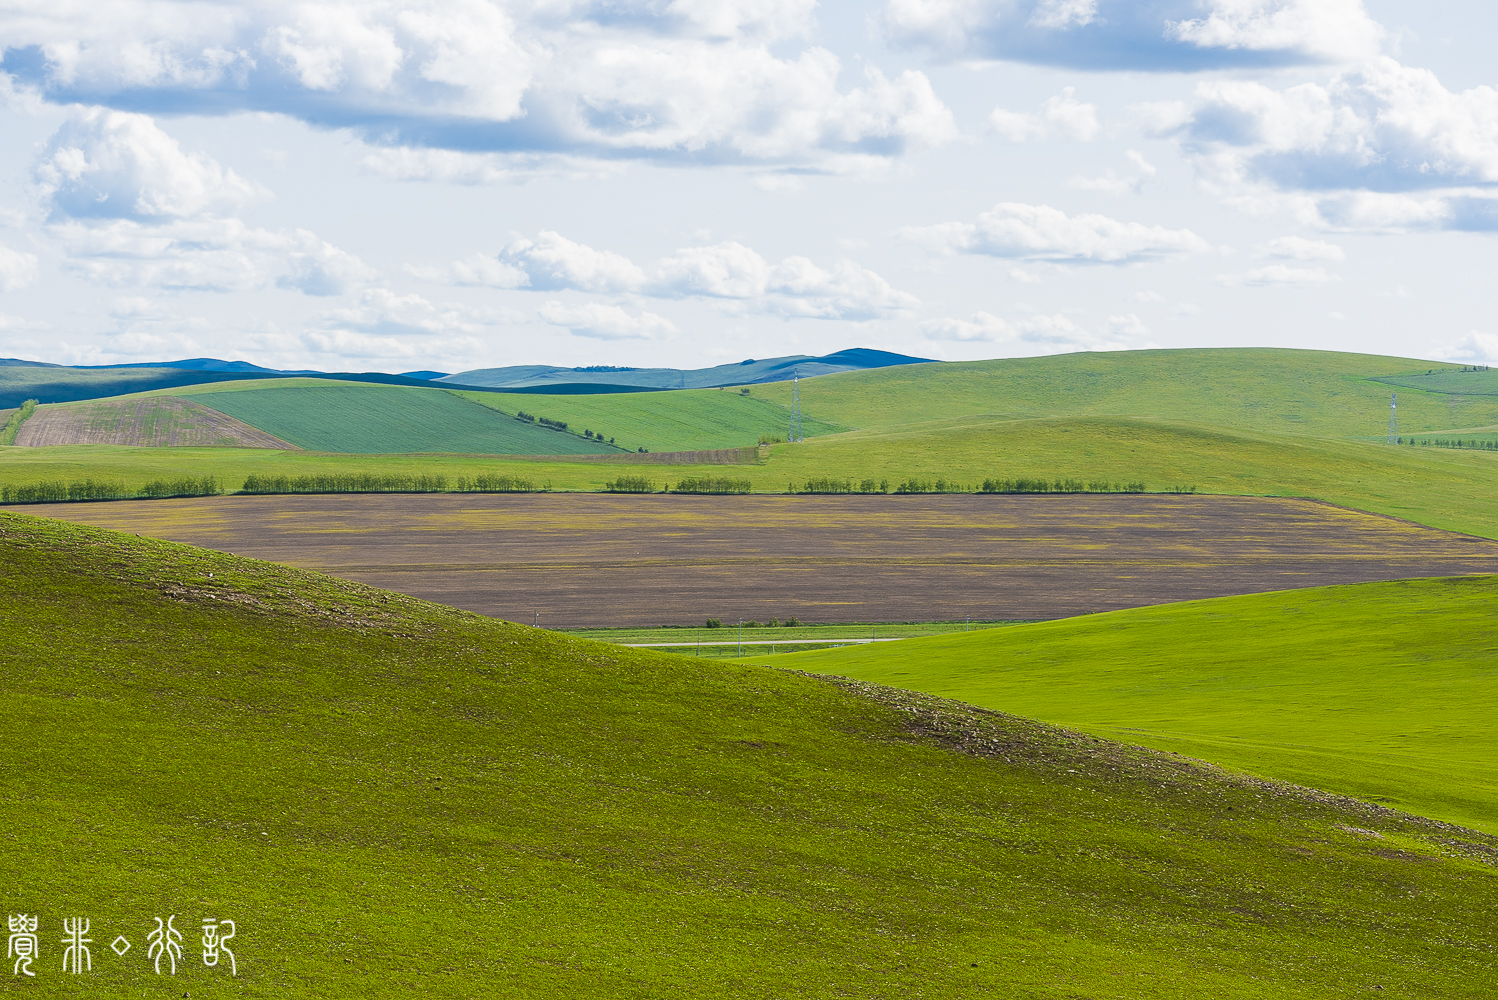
[176, 384, 613, 455]
[6, 414, 1498, 537]
[770, 575, 1498, 834]
[752, 347, 1498, 439]
[568, 620, 1016, 656]
[450, 386, 845, 453]
[4, 512, 1498, 997]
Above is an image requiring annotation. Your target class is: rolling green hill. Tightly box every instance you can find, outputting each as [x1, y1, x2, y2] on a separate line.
[770, 575, 1498, 835]
[182, 383, 617, 455]
[4, 512, 1498, 997]
[752, 348, 1498, 440]
[450, 386, 845, 452]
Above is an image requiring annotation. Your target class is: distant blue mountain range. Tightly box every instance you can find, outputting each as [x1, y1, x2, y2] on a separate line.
[0, 349, 935, 408]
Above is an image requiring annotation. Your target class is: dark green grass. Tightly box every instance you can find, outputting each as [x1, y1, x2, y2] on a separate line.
[187, 385, 615, 454]
[771, 576, 1498, 835]
[3, 514, 1498, 997]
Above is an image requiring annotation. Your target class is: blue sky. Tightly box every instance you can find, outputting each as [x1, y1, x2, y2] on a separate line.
[0, 0, 1495, 373]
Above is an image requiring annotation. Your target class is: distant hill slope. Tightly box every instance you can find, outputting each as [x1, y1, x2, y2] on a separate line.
[777, 574, 1498, 836]
[14, 396, 297, 449]
[182, 383, 620, 454]
[748, 347, 1498, 441]
[441, 347, 935, 392]
[4, 513, 1497, 997]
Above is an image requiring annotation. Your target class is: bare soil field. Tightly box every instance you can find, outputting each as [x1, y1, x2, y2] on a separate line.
[31, 493, 1498, 627]
[15, 396, 296, 448]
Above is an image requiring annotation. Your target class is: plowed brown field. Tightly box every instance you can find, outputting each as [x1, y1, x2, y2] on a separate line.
[32, 493, 1498, 626]
[16, 396, 296, 448]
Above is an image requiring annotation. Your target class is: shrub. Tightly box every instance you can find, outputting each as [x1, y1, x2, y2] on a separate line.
[796, 477, 855, 494]
[757, 434, 785, 445]
[242, 474, 450, 494]
[139, 476, 222, 498]
[673, 477, 751, 494]
[0, 399, 38, 446]
[784, 617, 801, 627]
[603, 476, 655, 493]
[705, 618, 722, 629]
[744, 620, 761, 627]
[0, 478, 131, 504]
[455, 475, 537, 493]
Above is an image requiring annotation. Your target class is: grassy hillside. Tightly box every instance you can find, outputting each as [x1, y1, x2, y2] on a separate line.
[752, 348, 1498, 440]
[14, 396, 296, 448]
[770, 576, 1498, 835]
[183, 383, 616, 455]
[3, 512, 1498, 997]
[451, 386, 846, 452]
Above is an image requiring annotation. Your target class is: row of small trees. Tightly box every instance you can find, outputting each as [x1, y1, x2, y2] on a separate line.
[0, 476, 224, 504]
[242, 473, 541, 493]
[1399, 436, 1498, 451]
[785, 477, 1151, 494]
[602, 476, 752, 494]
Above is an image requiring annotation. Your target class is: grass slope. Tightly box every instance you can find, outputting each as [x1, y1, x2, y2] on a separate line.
[770, 576, 1498, 834]
[3, 512, 1498, 997]
[451, 386, 845, 452]
[751, 348, 1498, 440]
[186, 384, 615, 454]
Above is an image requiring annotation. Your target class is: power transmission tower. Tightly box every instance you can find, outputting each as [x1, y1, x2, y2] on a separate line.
[1388, 393, 1397, 444]
[789, 374, 803, 443]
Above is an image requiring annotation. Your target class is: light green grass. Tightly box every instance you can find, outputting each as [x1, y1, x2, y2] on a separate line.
[5, 513, 1498, 997]
[184, 384, 615, 454]
[451, 386, 846, 452]
[751, 347, 1498, 439]
[770, 575, 1498, 834]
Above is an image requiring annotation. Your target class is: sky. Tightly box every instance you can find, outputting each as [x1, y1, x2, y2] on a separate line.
[1, 0, 1496, 374]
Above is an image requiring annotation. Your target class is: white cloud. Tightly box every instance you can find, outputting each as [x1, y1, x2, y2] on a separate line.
[1218, 264, 1338, 286]
[1257, 236, 1345, 261]
[319, 288, 518, 337]
[1175, 58, 1498, 231]
[1165, 0, 1384, 64]
[416, 233, 917, 320]
[991, 88, 1098, 142]
[538, 302, 677, 340]
[405, 253, 528, 289]
[501, 232, 648, 294]
[0, 245, 40, 291]
[4, 2, 953, 171]
[881, 0, 1383, 69]
[34, 108, 263, 221]
[1436, 332, 1498, 364]
[361, 148, 622, 185]
[52, 217, 376, 295]
[1027, 0, 1097, 30]
[902, 202, 1211, 264]
[1069, 149, 1157, 194]
[921, 308, 1153, 352]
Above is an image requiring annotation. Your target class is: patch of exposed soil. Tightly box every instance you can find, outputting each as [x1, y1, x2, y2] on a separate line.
[16, 396, 297, 448]
[35, 493, 1498, 626]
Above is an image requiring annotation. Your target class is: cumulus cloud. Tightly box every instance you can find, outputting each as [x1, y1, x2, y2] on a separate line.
[538, 301, 677, 340]
[881, 0, 1383, 70]
[2, 1, 954, 172]
[1435, 332, 1498, 364]
[0, 245, 39, 291]
[1069, 149, 1156, 194]
[319, 288, 519, 337]
[1218, 264, 1338, 286]
[34, 107, 263, 221]
[1171, 58, 1498, 231]
[53, 217, 375, 295]
[921, 308, 1153, 352]
[413, 233, 917, 320]
[901, 202, 1210, 264]
[1257, 236, 1344, 260]
[990, 88, 1098, 142]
